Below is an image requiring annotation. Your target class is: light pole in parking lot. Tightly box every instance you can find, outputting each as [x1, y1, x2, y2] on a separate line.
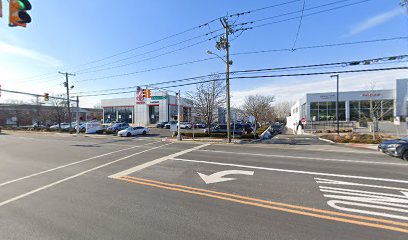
[331, 74, 340, 135]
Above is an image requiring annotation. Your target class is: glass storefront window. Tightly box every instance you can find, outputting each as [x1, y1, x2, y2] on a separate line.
[309, 101, 346, 121]
[350, 101, 359, 109]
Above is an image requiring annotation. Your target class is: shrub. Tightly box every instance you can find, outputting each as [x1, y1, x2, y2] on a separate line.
[240, 134, 259, 139]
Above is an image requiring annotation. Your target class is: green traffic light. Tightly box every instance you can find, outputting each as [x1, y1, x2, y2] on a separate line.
[17, 1, 25, 9]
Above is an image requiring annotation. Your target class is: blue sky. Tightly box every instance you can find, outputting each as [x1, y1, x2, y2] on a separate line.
[0, 0, 407, 107]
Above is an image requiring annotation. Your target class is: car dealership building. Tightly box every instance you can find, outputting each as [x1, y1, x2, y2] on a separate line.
[101, 91, 192, 126]
[287, 79, 408, 130]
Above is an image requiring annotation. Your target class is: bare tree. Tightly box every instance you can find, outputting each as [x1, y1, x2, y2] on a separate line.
[273, 101, 295, 123]
[241, 95, 275, 125]
[49, 96, 67, 128]
[187, 75, 225, 134]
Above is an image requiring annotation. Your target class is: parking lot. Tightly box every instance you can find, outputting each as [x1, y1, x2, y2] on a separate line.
[1, 132, 408, 239]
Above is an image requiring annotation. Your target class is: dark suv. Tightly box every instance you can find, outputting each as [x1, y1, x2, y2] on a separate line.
[208, 124, 246, 135]
[107, 123, 130, 134]
[378, 136, 408, 161]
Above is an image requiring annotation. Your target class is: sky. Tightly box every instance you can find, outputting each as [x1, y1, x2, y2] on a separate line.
[0, 0, 407, 108]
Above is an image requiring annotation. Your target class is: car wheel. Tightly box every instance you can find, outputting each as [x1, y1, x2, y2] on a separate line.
[142, 131, 147, 135]
[126, 132, 131, 137]
[402, 150, 408, 161]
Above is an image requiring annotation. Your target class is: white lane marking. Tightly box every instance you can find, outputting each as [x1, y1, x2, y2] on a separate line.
[315, 178, 408, 192]
[316, 178, 408, 221]
[108, 144, 210, 178]
[170, 158, 408, 184]
[197, 170, 254, 184]
[197, 149, 406, 166]
[319, 186, 408, 198]
[0, 143, 172, 207]
[242, 145, 380, 155]
[327, 200, 408, 221]
[0, 141, 162, 187]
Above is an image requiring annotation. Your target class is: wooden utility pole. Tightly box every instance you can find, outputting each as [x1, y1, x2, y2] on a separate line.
[59, 72, 75, 130]
[220, 17, 232, 143]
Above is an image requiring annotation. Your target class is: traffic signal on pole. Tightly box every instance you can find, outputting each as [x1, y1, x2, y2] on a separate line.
[9, 0, 32, 27]
[43, 93, 49, 101]
[142, 89, 151, 98]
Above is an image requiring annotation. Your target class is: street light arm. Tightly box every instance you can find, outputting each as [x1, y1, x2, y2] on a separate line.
[207, 50, 227, 64]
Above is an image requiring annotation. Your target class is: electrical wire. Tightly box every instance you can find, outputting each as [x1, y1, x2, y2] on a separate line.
[74, 34, 222, 75]
[72, 55, 407, 95]
[74, 67, 408, 98]
[292, 0, 306, 50]
[72, 37, 408, 83]
[15, 0, 306, 82]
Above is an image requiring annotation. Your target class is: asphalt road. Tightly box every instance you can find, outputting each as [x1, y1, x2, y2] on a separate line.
[1, 132, 407, 239]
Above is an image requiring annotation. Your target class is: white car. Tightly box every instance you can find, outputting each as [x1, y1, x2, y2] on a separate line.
[118, 126, 149, 137]
[178, 122, 192, 129]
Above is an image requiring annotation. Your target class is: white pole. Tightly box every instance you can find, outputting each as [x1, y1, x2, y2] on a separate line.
[76, 96, 80, 134]
[177, 90, 181, 141]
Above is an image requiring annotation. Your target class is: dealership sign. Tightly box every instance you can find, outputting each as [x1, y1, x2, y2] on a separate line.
[151, 96, 167, 100]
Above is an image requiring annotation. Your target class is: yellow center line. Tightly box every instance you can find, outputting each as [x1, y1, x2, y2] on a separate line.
[122, 175, 408, 228]
[116, 176, 408, 233]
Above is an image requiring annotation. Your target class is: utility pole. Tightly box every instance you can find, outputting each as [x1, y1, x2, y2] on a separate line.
[331, 74, 340, 135]
[177, 90, 181, 141]
[220, 17, 232, 143]
[59, 72, 75, 131]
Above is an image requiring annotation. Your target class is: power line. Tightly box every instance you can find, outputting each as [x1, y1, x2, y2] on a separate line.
[236, 0, 356, 26]
[236, 0, 372, 30]
[72, 37, 408, 83]
[74, 67, 408, 98]
[14, 0, 307, 82]
[73, 55, 407, 96]
[74, 57, 218, 83]
[292, 0, 306, 50]
[74, 30, 223, 74]
[75, 34, 222, 75]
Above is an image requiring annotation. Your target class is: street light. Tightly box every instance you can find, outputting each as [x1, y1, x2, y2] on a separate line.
[331, 74, 340, 135]
[207, 50, 232, 143]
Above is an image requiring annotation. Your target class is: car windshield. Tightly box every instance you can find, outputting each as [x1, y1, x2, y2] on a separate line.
[400, 136, 408, 141]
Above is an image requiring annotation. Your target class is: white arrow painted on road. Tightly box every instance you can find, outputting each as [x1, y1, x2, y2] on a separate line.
[197, 170, 254, 184]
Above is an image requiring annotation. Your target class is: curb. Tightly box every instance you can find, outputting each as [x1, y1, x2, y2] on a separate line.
[318, 137, 335, 144]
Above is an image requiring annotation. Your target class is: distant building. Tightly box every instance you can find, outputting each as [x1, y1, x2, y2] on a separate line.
[286, 79, 408, 130]
[0, 104, 102, 126]
[101, 91, 192, 126]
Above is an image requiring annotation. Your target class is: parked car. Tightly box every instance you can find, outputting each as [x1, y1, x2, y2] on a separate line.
[231, 123, 252, 133]
[156, 121, 168, 128]
[193, 123, 207, 128]
[179, 122, 192, 129]
[205, 124, 246, 135]
[107, 123, 130, 134]
[164, 121, 177, 129]
[270, 124, 283, 134]
[118, 126, 150, 137]
[49, 123, 70, 129]
[378, 136, 408, 161]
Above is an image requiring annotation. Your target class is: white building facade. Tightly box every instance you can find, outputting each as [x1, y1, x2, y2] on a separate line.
[287, 79, 408, 130]
[101, 91, 192, 126]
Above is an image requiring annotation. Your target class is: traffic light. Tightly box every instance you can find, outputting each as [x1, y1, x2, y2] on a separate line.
[43, 93, 49, 101]
[9, 0, 32, 27]
[142, 89, 151, 98]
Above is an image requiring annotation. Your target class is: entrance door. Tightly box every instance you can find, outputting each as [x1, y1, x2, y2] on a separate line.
[149, 105, 159, 124]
